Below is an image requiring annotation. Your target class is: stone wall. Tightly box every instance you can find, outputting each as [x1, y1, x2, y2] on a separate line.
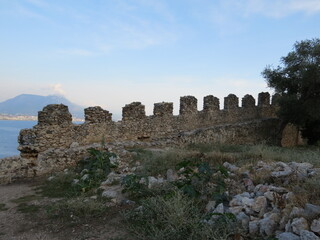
[18, 92, 278, 160]
[0, 92, 291, 184]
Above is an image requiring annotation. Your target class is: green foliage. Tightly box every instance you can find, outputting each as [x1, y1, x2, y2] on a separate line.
[123, 191, 237, 240]
[262, 38, 320, 144]
[41, 149, 118, 197]
[121, 174, 151, 200]
[75, 148, 118, 192]
[77, 148, 117, 178]
[174, 158, 229, 203]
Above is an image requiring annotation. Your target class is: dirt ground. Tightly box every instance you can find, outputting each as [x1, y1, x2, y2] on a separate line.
[0, 180, 134, 240]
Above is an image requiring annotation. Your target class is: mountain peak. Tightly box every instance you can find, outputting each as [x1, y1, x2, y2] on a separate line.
[0, 94, 84, 118]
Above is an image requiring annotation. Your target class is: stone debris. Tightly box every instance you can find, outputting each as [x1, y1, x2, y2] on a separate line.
[184, 160, 320, 239]
[277, 232, 301, 240]
[311, 219, 320, 234]
[300, 230, 320, 240]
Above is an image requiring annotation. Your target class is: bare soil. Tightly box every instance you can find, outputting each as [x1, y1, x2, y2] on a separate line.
[0, 180, 133, 240]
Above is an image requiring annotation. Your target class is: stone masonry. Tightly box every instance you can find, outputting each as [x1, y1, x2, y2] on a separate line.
[0, 92, 295, 183]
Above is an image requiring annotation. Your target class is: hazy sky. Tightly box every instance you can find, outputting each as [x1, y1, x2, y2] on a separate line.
[1, 0, 320, 117]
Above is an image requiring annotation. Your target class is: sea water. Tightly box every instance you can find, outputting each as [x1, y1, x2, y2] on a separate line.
[0, 120, 36, 158]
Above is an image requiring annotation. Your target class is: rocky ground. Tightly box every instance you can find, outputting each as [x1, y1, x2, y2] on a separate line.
[1, 144, 320, 240]
[99, 157, 320, 239]
[0, 180, 132, 240]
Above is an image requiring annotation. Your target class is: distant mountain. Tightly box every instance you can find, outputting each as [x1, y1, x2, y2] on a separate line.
[0, 94, 84, 118]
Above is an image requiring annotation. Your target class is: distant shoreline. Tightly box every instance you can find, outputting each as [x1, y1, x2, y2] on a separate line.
[0, 114, 84, 122]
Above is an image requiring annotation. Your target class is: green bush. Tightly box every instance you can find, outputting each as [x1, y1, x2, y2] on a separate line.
[123, 191, 237, 240]
[121, 174, 150, 200]
[41, 149, 118, 198]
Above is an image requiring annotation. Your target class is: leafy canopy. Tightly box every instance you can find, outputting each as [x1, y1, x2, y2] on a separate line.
[262, 38, 320, 144]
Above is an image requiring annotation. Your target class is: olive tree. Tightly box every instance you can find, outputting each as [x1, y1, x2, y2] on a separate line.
[262, 38, 320, 144]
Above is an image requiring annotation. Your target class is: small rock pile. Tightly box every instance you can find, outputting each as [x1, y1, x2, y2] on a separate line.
[99, 158, 320, 239]
[213, 161, 320, 239]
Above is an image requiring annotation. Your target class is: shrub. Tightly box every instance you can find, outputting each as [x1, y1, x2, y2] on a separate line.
[123, 191, 237, 240]
[121, 174, 151, 200]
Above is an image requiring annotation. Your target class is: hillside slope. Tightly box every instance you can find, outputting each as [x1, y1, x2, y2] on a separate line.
[0, 94, 84, 118]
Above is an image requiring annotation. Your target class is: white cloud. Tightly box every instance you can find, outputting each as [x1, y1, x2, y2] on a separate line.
[50, 83, 66, 96]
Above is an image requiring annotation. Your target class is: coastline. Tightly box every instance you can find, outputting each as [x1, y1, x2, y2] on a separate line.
[0, 114, 84, 122]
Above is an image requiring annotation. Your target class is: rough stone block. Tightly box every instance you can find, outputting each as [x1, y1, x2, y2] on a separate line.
[179, 96, 197, 115]
[224, 94, 239, 110]
[153, 102, 173, 117]
[122, 102, 146, 120]
[85, 106, 112, 123]
[38, 104, 72, 125]
[203, 95, 220, 111]
[258, 92, 270, 107]
[242, 94, 256, 108]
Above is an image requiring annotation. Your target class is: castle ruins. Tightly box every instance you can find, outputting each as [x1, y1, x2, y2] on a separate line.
[0, 92, 299, 183]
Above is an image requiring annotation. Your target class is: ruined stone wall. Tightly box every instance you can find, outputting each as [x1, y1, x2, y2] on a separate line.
[17, 92, 278, 159]
[0, 92, 290, 184]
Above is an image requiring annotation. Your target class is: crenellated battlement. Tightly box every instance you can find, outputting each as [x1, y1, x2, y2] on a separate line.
[122, 102, 146, 121]
[224, 94, 239, 110]
[242, 94, 255, 108]
[85, 106, 112, 123]
[153, 102, 173, 117]
[18, 92, 280, 161]
[0, 91, 293, 183]
[38, 104, 72, 126]
[179, 96, 198, 115]
[203, 95, 220, 112]
[258, 92, 271, 107]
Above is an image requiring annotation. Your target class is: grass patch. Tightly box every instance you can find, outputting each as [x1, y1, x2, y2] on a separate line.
[11, 194, 42, 204]
[186, 143, 250, 153]
[247, 145, 320, 166]
[186, 143, 320, 167]
[0, 203, 8, 211]
[39, 172, 82, 198]
[123, 191, 238, 240]
[46, 197, 109, 223]
[16, 203, 41, 213]
[134, 149, 200, 176]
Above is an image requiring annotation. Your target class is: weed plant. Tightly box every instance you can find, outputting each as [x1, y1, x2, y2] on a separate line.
[39, 148, 118, 225]
[133, 149, 198, 176]
[124, 191, 237, 240]
[40, 148, 118, 198]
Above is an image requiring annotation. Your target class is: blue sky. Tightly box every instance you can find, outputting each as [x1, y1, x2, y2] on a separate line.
[1, 0, 320, 118]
